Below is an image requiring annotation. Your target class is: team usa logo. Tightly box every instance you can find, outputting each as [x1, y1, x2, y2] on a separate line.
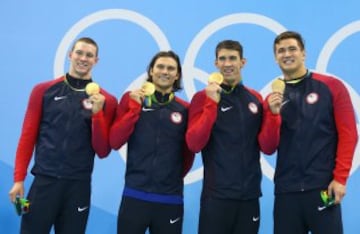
[170, 112, 182, 124]
[306, 92, 319, 104]
[82, 99, 93, 110]
[248, 102, 258, 114]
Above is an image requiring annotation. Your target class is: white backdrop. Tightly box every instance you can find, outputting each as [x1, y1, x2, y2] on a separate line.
[1, 1, 359, 233]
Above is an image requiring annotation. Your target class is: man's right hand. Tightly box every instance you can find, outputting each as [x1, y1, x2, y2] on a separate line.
[129, 89, 145, 104]
[267, 92, 283, 114]
[205, 82, 222, 103]
[9, 181, 25, 203]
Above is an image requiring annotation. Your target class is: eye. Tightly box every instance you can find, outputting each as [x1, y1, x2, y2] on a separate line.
[75, 50, 84, 56]
[167, 66, 176, 72]
[85, 53, 95, 58]
[218, 56, 226, 61]
[277, 48, 285, 54]
[229, 55, 237, 61]
[156, 64, 166, 70]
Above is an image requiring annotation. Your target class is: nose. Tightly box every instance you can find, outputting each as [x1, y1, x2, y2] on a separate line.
[284, 49, 292, 57]
[79, 54, 88, 60]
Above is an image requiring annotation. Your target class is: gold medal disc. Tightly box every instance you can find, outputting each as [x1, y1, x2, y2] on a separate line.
[208, 72, 224, 84]
[85, 82, 100, 95]
[271, 79, 285, 94]
[142, 81, 155, 96]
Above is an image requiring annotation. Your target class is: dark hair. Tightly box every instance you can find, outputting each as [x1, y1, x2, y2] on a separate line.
[215, 40, 244, 59]
[273, 31, 305, 53]
[146, 51, 182, 92]
[71, 37, 99, 56]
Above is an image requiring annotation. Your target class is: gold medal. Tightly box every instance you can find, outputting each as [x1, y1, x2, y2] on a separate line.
[208, 72, 224, 85]
[142, 81, 155, 96]
[271, 79, 285, 94]
[85, 82, 100, 95]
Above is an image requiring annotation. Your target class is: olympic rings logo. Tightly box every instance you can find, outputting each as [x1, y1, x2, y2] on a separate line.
[54, 9, 360, 185]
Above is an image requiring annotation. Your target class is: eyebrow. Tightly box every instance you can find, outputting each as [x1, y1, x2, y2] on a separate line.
[218, 55, 238, 60]
[155, 64, 177, 70]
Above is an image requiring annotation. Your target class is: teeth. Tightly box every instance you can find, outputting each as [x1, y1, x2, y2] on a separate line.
[283, 59, 293, 64]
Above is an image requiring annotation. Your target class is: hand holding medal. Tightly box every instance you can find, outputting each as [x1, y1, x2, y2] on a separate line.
[208, 72, 224, 85]
[271, 78, 285, 94]
[141, 81, 155, 107]
[268, 78, 285, 114]
[83, 82, 101, 111]
[206, 72, 223, 103]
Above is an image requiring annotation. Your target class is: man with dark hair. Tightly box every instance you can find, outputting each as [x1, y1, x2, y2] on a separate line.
[9, 37, 117, 233]
[266, 31, 358, 234]
[110, 51, 195, 234]
[186, 40, 278, 234]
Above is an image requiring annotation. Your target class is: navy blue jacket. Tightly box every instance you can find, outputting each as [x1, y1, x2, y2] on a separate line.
[272, 72, 358, 194]
[187, 84, 269, 200]
[110, 91, 195, 204]
[14, 74, 117, 181]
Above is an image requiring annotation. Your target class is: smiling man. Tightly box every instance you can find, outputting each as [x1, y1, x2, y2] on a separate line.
[265, 31, 358, 234]
[9, 37, 117, 233]
[110, 51, 195, 234]
[186, 40, 279, 234]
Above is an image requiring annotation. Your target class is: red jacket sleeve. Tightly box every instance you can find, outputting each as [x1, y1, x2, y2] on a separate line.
[321, 76, 358, 185]
[91, 89, 117, 158]
[186, 91, 218, 153]
[109, 92, 142, 150]
[258, 94, 282, 155]
[246, 88, 281, 155]
[182, 142, 195, 177]
[14, 80, 59, 182]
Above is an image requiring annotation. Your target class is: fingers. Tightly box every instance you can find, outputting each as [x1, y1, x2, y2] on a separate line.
[332, 189, 345, 204]
[9, 191, 17, 203]
[88, 93, 106, 114]
[268, 92, 283, 114]
[129, 89, 145, 104]
[205, 83, 222, 103]
[9, 182, 25, 203]
[328, 180, 346, 204]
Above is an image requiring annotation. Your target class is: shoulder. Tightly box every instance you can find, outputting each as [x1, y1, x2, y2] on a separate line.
[174, 96, 190, 108]
[191, 90, 207, 102]
[311, 72, 347, 92]
[243, 85, 263, 102]
[32, 76, 65, 94]
[99, 88, 117, 102]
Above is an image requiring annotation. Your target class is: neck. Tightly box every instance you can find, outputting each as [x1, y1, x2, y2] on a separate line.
[283, 67, 307, 81]
[155, 87, 173, 95]
[284, 69, 309, 84]
[223, 76, 241, 86]
[68, 71, 91, 80]
[151, 91, 174, 105]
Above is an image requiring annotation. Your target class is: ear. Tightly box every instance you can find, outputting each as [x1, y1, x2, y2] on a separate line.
[175, 72, 180, 80]
[302, 50, 306, 62]
[241, 58, 247, 67]
[214, 59, 219, 69]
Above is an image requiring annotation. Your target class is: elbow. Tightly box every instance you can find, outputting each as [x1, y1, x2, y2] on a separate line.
[109, 129, 122, 150]
[96, 147, 111, 159]
[259, 141, 278, 155]
[261, 147, 277, 156]
[186, 135, 201, 153]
